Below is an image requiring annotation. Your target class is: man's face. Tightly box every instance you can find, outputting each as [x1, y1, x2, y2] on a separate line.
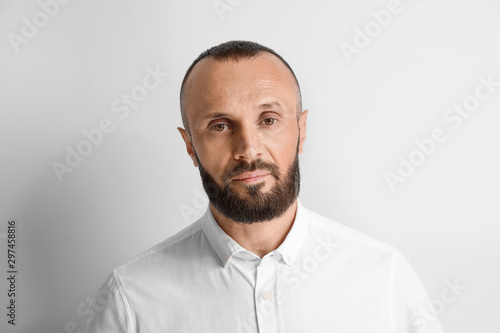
[178, 52, 308, 223]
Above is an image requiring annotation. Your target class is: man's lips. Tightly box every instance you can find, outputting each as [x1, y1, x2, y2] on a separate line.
[232, 170, 271, 183]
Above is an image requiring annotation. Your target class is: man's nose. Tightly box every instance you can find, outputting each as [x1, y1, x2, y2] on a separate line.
[233, 124, 262, 161]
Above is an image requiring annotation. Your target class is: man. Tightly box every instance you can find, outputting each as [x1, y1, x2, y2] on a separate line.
[85, 41, 444, 333]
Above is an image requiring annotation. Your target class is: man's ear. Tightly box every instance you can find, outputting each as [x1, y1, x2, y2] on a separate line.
[177, 127, 199, 167]
[298, 109, 308, 154]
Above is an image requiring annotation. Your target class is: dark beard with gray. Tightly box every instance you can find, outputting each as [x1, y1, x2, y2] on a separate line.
[193, 148, 300, 224]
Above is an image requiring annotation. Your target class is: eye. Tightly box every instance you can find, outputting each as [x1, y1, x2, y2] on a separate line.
[211, 123, 230, 132]
[262, 118, 277, 126]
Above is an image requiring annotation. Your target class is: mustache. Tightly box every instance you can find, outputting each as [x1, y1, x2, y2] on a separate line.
[223, 159, 280, 183]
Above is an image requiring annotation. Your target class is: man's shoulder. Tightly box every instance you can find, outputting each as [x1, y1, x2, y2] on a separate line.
[114, 217, 205, 274]
[303, 205, 396, 255]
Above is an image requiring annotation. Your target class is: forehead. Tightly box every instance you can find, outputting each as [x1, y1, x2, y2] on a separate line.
[183, 52, 298, 122]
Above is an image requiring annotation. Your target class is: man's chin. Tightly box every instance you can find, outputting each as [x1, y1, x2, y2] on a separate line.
[197, 154, 299, 223]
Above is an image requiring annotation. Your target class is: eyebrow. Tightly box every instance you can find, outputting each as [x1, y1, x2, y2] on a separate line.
[201, 102, 284, 122]
[258, 102, 284, 110]
[200, 112, 230, 122]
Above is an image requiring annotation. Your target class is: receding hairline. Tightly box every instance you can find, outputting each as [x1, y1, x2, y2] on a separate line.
[180, 51, 302, 133]
[179, 41, 303, 135]
[181, 50, 301, 99]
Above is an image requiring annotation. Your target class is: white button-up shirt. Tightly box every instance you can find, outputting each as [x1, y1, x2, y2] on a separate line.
[85, 199, 444, 333]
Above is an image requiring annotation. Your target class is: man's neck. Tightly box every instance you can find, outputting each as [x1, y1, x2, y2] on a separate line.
[209, 200, 298, 258]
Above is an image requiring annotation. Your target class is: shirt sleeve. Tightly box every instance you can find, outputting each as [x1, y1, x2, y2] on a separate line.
[84, 270, 132, 333]
[389, 249, 445, 333]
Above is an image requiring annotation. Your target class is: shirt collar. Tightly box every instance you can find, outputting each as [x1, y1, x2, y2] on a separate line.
[201, 198, 308, 268]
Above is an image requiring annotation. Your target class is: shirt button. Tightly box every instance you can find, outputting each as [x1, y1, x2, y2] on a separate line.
[261, 291, 271, 300]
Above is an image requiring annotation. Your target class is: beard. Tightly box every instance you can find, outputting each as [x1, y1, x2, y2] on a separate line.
[193, 141, 301, 224]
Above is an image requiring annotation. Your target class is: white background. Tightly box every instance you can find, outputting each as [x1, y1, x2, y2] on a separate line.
[1, 0, 499, 332]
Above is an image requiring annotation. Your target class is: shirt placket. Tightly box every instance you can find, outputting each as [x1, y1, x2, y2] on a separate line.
[254, 256, 281, 333]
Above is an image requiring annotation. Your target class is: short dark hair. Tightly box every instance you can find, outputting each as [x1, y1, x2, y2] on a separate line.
[179, 40, 302, 135]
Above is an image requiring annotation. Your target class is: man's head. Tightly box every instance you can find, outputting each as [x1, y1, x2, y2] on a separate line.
[177, 40, 308, 224]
